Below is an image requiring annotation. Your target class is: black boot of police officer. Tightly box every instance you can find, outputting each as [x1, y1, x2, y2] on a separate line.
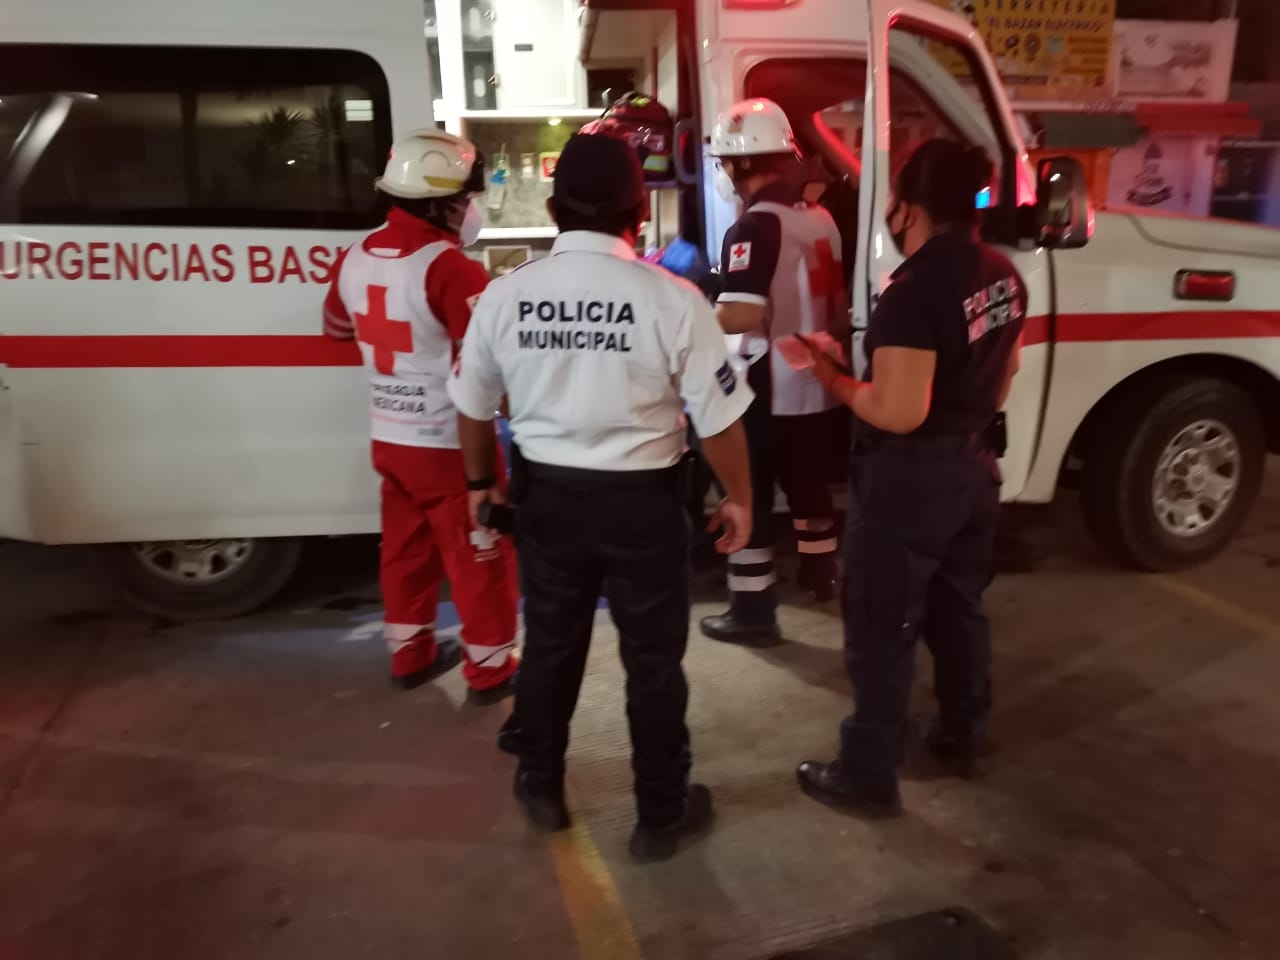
[793, 140, 1025, 814]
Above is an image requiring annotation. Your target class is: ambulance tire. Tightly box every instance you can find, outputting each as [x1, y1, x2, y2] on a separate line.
[102, 537, 303, 621]
[1081, 377, 1265, 572]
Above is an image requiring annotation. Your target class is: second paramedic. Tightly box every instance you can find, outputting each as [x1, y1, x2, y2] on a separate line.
[700, 98, 850, 646]
[323, 129, 520, 701]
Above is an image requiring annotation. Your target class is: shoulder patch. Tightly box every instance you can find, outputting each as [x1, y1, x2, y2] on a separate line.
[727, 242, 752, 273]
[715, 361, 737, 396]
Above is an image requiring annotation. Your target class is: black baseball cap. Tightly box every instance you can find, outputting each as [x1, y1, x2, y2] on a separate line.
[552, 133, 647, 217]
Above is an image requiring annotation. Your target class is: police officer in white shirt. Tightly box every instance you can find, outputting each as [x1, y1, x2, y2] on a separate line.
[447, 133, 755, 863]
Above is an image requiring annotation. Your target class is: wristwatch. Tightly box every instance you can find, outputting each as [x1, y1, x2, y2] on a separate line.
[466, 476, 496, 491]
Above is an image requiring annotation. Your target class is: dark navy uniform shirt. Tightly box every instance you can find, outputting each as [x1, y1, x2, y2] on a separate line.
[716, 180, 794, 307]
[717, 180, 846, 416]
[862, 230, 1026, 439]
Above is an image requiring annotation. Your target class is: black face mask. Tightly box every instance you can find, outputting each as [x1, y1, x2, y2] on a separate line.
[887, 201, 908, 256]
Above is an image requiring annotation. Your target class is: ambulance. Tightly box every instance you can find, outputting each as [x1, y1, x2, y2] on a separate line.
[0, 0, 427, 616]
[587, 0, 1278, 569]
[0, 0, 1276, 619]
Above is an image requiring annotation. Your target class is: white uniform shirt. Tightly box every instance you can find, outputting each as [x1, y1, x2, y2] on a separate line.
[717, 182, 846, 416]
[448, 231, 754, 471]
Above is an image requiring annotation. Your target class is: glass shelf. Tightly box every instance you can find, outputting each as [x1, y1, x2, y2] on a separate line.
[463, 116, 589, 232]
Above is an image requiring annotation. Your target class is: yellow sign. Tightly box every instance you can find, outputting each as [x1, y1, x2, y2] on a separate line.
[933, 0, 1116, 99]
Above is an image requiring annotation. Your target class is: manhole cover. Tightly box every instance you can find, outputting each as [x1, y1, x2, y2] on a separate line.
[768, 908, 1016, 960]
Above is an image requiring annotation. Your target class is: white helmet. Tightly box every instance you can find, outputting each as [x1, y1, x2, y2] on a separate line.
[709, 99, 799, 158]
[376, 129, 484, 200]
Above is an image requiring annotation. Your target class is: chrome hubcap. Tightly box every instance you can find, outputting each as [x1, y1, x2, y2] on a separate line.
[130, 540, 255, 586]
[1152, 420, 1240, 538]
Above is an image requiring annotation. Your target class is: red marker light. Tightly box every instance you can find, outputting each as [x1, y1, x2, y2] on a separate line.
[1174, 270, 1235, 302]
[723, 0, 801, 8]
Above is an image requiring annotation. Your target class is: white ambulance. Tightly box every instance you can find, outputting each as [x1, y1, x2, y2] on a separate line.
[1, 0, 1276, 619]
[586, 0, 1278, 569]
[0, 0, 431, 616]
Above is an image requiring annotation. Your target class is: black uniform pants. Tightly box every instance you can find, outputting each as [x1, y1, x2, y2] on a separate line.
[838, 443, 1000, 789]
[513, 461, 692, 828]
[727, 356, 847, 621]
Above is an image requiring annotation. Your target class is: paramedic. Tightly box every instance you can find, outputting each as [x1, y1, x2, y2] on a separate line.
[448, 133, 755, 863]
[795, 139, 1025, 815]
[700, 98, 851, 647]
[324, 129, 519, 702]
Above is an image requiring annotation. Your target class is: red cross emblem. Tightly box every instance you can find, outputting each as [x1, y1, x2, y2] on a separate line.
[733, 243, 748, 260]
[807, 238, 843, 301]
[356, 284, 412, 376]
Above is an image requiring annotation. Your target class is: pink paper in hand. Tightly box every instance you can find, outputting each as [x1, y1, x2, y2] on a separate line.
[776, 335, 814, 371]
[803, 331, 848, 366]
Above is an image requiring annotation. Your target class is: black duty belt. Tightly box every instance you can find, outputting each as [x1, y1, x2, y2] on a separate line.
[855, 413, 1007, 459]
[854, 432, 989, 458]
[525, 459, 681, 489]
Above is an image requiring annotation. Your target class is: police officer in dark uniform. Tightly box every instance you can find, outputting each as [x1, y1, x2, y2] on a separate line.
[794, 139, 1026, 815]
[448, 133, 756, 861]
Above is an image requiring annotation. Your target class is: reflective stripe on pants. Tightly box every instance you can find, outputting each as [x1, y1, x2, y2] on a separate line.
[374, 440, 519, 691]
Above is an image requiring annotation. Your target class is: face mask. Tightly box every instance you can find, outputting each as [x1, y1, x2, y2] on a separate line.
[887, 201, 908, 256]
[459, 199, 484, 247]
[714, 165, 738, 203]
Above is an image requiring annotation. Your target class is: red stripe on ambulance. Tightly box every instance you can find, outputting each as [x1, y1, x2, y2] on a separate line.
[1019, 311, 1280, 348]
[1, 311, 1277, 369]
[0, 335, 361, 368]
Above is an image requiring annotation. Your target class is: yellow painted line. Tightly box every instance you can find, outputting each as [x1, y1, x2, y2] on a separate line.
[549, 796, 643, 960]
[1150, 575, 1280, 637]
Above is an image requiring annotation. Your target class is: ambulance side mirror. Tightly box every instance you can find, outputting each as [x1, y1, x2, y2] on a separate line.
[1035, 157, 1091, 250]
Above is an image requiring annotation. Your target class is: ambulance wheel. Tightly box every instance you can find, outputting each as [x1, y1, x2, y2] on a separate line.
[103, 537, 303, 621]
[1081, 377, 1265, 571]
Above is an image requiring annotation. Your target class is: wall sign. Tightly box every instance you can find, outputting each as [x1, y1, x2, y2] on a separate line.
[1106, 135, 1216, 217]
[1113, 19, 1237, 103]
[934, 0, 1117, 101]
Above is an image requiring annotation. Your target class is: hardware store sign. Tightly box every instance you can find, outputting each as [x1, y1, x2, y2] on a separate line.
[935, 0, 1116, 100]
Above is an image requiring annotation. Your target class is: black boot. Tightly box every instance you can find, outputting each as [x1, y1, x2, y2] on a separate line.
[797, 555, 838, 603]
[468, 664, 519, 707]
[699, 612, 781, 646]
[918, 715, 988, 780]
[699, 591, 780, 646]
[390, 638, 462, 690]
[629, 784, 714, 863]
[496, 712, 525, 756]
[795, 760, 902, 817]
[514, 770, 570, 832]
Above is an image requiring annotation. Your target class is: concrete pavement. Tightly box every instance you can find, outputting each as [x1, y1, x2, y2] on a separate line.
[0, 469, 1278, 959]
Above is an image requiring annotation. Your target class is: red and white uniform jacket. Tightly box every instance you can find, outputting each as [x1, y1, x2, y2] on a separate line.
[324, 209, 489, 448]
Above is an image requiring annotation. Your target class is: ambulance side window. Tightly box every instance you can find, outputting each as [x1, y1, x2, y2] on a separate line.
[886, 27, 1004, 208]
[744, 58, 867, 273]
[0, 44, 393, 229]
[744, 59, 867, 190]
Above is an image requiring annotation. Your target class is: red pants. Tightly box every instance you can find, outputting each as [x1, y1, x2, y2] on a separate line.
[373, 440, 519, 691]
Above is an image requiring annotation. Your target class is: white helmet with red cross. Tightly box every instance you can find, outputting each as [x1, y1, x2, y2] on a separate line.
[709, 98, 799, 158]
[376, 129, 485, 200]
